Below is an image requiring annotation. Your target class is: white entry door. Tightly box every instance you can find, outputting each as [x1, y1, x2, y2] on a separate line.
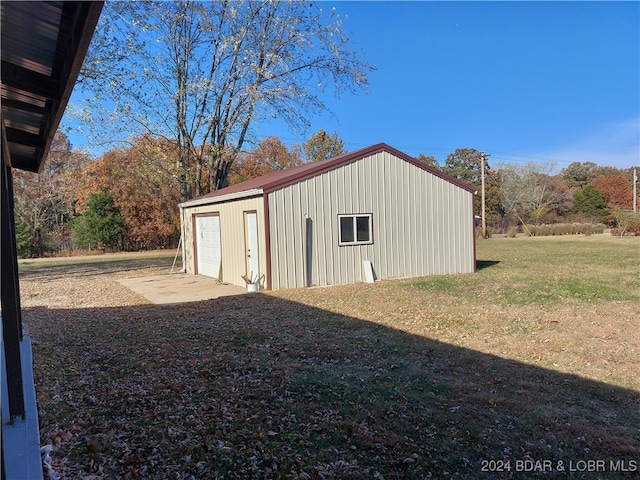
[196, 215, 221, 279]
[245, 212, 259, 283]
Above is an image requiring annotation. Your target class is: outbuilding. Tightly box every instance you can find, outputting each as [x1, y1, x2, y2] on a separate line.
[178, 143, 477, 290]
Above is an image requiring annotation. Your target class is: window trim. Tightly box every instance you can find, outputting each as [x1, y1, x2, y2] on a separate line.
[338, 213, 373, 246]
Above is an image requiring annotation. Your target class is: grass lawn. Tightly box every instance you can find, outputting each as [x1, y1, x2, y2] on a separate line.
[22, 235, 640, 479]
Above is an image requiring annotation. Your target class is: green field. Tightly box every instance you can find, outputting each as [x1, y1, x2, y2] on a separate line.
[415, 235, 640, 306]
[23, 235, 640, 479]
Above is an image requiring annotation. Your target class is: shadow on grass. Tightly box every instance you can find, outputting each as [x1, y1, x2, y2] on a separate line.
[18, 256, 175, 281]
[25, 293, 639, 479]
[476, 260, 500, 271]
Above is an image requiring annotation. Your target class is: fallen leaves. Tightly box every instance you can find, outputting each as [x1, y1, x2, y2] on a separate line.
[19, 249, 640, 479]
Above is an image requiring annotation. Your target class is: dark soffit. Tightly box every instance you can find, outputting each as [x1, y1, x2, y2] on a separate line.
[1, 1, 103, 173]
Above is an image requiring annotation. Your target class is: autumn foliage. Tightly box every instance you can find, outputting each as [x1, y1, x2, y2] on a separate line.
[12, 132, 311, 256]
[11, 130, 640, 257]
[12, 132, 91, 256]
[592, 174, 633, 209]
[74, 136, 182, 250]
[229, 137, 303, 184]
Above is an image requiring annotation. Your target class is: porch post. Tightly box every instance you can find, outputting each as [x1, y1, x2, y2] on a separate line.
[1, 144, 25, 421]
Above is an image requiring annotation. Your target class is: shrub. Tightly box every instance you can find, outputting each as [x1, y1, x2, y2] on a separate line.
[583, 224, 595, 236]
[610, 209, 640, 236]
[73, 189, 123, 251]
[572, 186, 608, 222]
[526, 223, 604, 237]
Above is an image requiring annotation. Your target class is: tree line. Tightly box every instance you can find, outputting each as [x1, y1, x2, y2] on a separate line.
[13, 129, 638, 257]
[435, 148, 639, 235]
[12, 129, 344, 257]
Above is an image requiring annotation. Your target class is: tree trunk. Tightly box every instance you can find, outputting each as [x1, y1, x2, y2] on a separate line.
[177, 147, 192, 202]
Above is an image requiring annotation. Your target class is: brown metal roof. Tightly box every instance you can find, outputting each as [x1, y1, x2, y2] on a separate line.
[191, 143, 476, 204]
[1, 1, 103, 173]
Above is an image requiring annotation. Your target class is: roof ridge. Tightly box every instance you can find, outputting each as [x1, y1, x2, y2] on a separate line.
[183, 143, 474, 205]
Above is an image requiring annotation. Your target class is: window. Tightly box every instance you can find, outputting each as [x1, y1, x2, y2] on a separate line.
[338, 214, 373, 245]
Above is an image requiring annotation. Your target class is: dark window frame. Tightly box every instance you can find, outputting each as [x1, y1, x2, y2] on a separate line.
[338, 213, 373, 246]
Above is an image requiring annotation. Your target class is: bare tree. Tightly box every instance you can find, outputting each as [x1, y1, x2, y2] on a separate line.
[498, 162, 571, 228]
[12, 132, 88, 256]
[77, 0, 372, 200]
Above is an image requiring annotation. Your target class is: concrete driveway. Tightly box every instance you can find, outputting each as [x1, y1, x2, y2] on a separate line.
[118, 273, 248, 305]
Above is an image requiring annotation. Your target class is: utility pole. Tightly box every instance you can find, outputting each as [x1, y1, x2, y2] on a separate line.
[481, 152, 489, 239]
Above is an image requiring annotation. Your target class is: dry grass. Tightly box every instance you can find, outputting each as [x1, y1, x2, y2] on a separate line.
[21, 236, 640, 479]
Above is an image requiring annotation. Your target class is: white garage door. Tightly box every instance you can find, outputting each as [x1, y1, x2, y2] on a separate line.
[196, 215, 221, 279]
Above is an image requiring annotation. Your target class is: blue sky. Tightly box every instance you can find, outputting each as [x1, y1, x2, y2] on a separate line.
[258, 1, 640, 170]
[67, 1, 639, 170]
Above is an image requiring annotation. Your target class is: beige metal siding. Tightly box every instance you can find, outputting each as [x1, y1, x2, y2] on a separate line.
[182, 196, 267, 288]
[268, 151, 474, 289]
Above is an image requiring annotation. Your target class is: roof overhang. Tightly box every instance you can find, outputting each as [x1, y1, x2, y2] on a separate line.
[179, 188, 265, 209]
[1, 1, 104, 173]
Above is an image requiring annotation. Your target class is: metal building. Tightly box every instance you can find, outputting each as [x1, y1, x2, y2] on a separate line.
[179, 143, 477, 290]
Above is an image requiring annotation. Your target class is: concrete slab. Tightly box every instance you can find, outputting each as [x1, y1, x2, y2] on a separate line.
[118, 273, 248, 305]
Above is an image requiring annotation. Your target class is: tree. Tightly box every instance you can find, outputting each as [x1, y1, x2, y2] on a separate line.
[415, 153, 439, 168]
[561, 161, 601, 189]
[75, 136, 182, 250]
[443, 148, 501, 221]
[592, 174, 633, 209]
[498, 162, 572, 226]
[229, 136, 302, 184]
[12, 131, 88, 256]
[610, 207, 640, 236]
[443, 148, 484, 185]
[572, 185, 608, 222]
[79, 1, 372, 199]
[303, 129, 346, 162]
[14, 219, 33, 258]
[543, 177, 574, 220]
[560, 162, 623, 190]
[73, 189, 123, 251]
